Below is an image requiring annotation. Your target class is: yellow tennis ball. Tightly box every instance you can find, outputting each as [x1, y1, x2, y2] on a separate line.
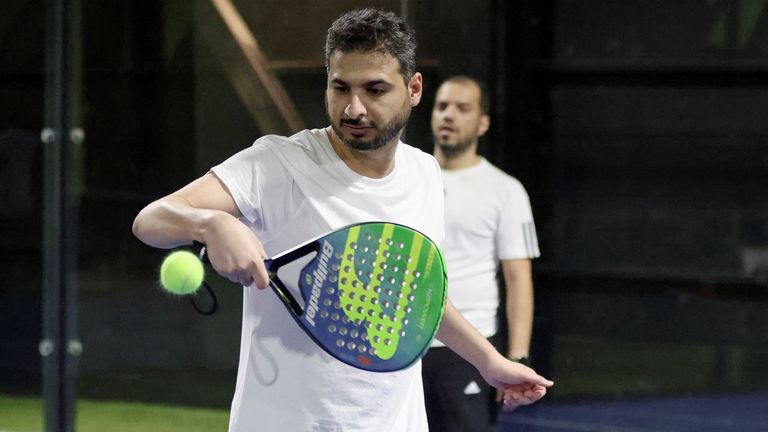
[160, 250, 205, 295]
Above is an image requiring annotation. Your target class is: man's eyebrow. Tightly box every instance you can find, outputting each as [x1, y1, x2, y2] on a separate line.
[331, 78, 393, 88]
[364, 80, 393, 88]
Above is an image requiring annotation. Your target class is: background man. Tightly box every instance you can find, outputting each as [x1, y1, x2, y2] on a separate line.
[423, 75, 541, 432]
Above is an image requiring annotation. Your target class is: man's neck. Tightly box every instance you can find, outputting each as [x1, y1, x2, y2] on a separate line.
[326, 127, 399, 179]
[435, 146, 482, 171]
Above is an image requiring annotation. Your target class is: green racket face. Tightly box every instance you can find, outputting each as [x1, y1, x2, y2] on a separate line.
[296, 222, 447, 372]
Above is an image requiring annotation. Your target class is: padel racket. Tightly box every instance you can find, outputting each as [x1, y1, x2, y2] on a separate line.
[195, 221, 447, 372]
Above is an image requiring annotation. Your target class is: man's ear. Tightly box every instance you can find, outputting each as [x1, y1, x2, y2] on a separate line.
[408, 72, 423, 107]
[478, 114, 491, 137]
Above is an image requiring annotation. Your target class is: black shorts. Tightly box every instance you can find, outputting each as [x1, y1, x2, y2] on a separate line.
[422, 336, 500, 432]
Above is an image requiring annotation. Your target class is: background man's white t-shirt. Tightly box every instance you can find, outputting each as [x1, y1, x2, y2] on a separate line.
[435, 158, 539, 344]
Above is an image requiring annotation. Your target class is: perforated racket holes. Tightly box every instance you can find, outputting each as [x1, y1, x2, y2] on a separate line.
[335, 228, 426, 358]
[331, 325, 372, 354]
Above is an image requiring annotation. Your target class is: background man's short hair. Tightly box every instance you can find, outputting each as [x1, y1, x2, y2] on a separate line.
[442, 75, 491, 115]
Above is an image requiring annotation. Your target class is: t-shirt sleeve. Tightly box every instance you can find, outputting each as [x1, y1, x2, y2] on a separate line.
[430, 156, 446, 247]
[210, 139, 289, 230]
[496, 180, 541, 260]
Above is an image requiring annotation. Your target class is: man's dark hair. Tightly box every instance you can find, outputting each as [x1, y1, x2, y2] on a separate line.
[325, 8, 417, 82]
[443, 75, 491, 115]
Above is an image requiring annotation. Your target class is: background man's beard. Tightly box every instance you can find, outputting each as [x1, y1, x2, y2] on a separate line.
[436, 138, 474, 158]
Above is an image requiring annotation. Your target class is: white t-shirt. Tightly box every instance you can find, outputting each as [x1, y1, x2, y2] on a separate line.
[211, 128, 444, 432]
[435, 158, 539, 344]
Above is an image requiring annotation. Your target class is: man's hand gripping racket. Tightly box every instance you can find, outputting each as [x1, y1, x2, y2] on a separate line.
[195, 221, 447, 373]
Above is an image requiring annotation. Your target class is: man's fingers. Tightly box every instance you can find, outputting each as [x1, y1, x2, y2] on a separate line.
[252, 269, 270, 289]
[237, 274, 254, 287]
[247, 256, 270, 289]
[521, 368, 554, 387]
[508, 361, 554, 388]
[535, 375, 554, 387]
[502, 390, 546, 409]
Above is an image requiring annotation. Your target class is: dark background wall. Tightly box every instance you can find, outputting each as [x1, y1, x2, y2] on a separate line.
[496, 0, 768, 397]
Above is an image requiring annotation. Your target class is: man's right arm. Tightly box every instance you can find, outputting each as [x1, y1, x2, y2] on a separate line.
[132, 172, 270, 288]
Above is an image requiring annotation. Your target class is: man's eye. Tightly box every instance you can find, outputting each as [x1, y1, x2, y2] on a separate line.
[368, 88, 385, 95]
[334, 86, 349, 93]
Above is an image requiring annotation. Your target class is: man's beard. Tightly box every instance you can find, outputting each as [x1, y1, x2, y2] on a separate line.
[435, 136, 474, 159]
[328, 101, 411, 151]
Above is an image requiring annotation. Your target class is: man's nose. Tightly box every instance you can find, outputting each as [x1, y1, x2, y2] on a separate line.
[344, 95, 367, 119]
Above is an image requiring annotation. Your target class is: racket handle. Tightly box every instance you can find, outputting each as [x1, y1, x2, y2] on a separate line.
[190, 241, 304, 316]
[192, 241, 209, 263]
[191, 241, 273, 269]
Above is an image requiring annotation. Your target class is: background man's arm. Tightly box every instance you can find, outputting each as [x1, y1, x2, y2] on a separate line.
[502, 258, 534, 360]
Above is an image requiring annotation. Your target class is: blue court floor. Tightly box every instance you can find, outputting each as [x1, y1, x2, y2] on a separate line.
[499, 393, 768, 431]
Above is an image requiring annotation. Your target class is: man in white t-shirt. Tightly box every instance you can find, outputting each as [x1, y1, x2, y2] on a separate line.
[423, 76, 541, 432]
[133, 10, 552, 432]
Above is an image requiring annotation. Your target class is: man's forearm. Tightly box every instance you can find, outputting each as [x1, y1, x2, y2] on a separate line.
[506, 279, 533, 359]
[133, 173, 243, 249]
[503, 259, 534, 359]
[132, 196, 223, 249]
[436, 300, 500, 371]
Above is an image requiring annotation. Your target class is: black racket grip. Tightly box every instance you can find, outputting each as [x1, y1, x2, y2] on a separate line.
[191, 241, 273, 269]
[192, 241, 209, 264]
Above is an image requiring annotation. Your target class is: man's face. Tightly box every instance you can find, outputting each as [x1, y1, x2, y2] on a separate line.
[326, 50, 422, 151]
[431, 81, 489, 157]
